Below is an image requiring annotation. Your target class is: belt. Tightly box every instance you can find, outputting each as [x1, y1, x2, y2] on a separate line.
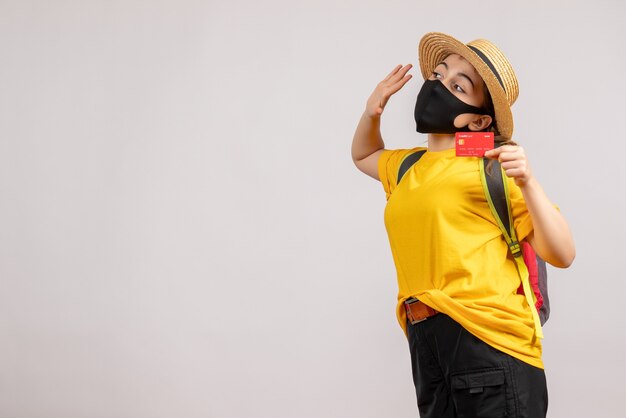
[404, 297, 439, 325]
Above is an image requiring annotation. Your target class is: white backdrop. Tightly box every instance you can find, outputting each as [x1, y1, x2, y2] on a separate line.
[1, 1, 625, 417]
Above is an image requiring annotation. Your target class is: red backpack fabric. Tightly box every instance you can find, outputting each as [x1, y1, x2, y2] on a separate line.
[518, 241, 550, 325]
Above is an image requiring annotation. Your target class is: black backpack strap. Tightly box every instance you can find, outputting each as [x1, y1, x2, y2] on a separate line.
[481, 157, 521, 258]
[482, 159, 511, 237]
[397, 150, 427, 184]
[480, 156, 544, 338]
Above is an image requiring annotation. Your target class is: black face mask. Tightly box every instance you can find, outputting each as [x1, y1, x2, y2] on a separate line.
[414, 79, 492, 134]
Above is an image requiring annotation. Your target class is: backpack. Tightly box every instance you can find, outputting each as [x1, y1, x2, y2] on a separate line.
[396, 149, 550, 339]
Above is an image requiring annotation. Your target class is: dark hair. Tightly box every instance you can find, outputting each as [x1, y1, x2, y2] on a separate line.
[481, 82, 515, 145]
[481, 83, 516, 175]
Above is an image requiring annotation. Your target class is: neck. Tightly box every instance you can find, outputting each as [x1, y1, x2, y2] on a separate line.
[427, 133, 455, 152]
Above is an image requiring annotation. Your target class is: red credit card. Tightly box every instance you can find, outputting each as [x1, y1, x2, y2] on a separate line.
[455, 132, 494, 157]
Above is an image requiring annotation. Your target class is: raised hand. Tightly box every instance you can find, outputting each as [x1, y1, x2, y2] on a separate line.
[365, 64, 413, 118]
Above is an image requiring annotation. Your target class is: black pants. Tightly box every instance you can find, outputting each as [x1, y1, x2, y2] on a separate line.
[407, 313, 548, 418]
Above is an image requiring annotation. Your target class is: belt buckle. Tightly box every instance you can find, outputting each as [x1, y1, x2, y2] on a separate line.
[405, 298, 429, 325]
[409, 316, 428, 325]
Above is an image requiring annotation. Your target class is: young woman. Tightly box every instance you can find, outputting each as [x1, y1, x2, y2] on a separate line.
[351, 32, 575, 418]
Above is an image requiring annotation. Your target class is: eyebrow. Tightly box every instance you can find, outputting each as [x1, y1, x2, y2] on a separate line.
[436, 61, 476, 89]
[457, 72, 475, 88]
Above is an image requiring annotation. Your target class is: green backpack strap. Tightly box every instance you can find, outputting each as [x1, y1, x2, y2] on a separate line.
[479, 158, 544, 339]
[397, 150, 427, 184]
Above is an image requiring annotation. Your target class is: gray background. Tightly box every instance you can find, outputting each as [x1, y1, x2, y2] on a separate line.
[1, 0, 624, 417]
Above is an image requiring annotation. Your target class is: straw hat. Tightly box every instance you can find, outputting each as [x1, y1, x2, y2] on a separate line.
[418, 32, 519, 139]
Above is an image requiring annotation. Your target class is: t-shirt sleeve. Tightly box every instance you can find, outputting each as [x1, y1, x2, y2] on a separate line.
[378, 147, 425, 200]
[508, 177, 560, 242]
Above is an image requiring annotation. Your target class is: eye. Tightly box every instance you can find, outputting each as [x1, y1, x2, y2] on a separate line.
[432, 71, 442, 79]
[453, 83, 465, 93]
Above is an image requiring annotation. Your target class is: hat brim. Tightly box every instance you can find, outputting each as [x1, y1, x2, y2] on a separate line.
[418, 32, 514, 139]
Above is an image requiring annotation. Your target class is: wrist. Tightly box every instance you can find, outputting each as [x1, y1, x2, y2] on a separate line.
[519, 175, 540, 195]
[364, 110, 381, 121]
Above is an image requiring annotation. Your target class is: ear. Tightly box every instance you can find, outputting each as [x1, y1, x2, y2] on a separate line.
[468, 114, 493, 131]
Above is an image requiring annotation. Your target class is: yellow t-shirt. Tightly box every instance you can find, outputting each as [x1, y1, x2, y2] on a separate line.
[378, 146, 544, 369]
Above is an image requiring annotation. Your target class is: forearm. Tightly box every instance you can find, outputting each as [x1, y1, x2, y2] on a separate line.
[351, 111, 384, 161]
[521, 177, 576, 268]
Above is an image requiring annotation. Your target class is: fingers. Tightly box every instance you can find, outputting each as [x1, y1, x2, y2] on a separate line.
[367, 63, 413, 117]
[499, 147, 525, 165]
[501, 160, 528, 173]
[383, 63, 412, 82]
[392, 71, 413, 89]
[383, 64, 403, 81]
[384, 75, 413, 100]
[483, 149, 498, 160]
[501, 164, 530, 185]
[488, 145, 532, 185]
[381, 64, 413, 99]
[376, 64, 413, 110]
[484, 146, 524, 162]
